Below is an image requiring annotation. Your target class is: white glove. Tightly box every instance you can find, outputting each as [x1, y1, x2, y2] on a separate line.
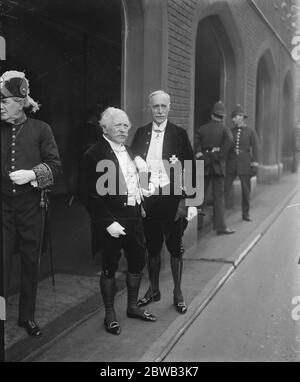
[141, 182, 156, 197]
[9, 170, 36, 185]
[106, 222, 126, 238]
[186, 206, 198, 221]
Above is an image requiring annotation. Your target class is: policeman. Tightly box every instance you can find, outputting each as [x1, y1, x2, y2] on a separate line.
[1, 71, 61, 337]
[224, 104, 259, 222]
[195, 101, 235, 235]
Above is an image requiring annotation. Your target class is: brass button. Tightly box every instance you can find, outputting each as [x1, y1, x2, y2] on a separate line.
[12, 189, 16, 193]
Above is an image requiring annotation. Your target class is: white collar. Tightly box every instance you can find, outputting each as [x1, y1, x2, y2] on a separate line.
[103, 134, 126, 152]
[152, 119, 168, 132]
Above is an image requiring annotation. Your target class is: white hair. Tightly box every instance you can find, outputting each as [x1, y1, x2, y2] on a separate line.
[99, 107, 131, 130]
[148, 90, 170, 106]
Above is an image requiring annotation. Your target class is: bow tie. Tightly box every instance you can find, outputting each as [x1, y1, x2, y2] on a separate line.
[153, 127, 165, 133]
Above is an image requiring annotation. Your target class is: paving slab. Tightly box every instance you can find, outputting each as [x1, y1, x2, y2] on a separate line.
[4, 172, 300, 362]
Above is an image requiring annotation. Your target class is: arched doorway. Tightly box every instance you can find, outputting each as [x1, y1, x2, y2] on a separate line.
[194, 15, 236, 143]
[2, 0, 123, 194]
[281, 72, 294, 170]
[1, 0, 126, 328]
[255, 50, 277, 166]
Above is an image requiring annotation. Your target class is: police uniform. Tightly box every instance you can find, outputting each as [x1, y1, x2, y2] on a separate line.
[195, 101, 234, 234]
[225, 105, 259, 220]
[1, 72, 61, 336]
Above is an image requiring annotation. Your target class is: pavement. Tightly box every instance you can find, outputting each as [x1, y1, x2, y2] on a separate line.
[4, 171, 300, 362]
[164, 187, 300, 362]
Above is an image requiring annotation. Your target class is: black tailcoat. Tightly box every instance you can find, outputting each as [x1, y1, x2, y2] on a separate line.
[80, 136, 146, 274]
[131, 121, 196, 219]
[80, 136, 143, 229]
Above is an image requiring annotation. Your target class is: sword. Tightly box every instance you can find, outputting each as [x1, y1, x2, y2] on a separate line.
[40, 189, 55, 287]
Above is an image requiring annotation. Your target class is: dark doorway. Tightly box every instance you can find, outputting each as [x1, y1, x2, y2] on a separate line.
[194, 16, 236, 148]
[2, 0, 122, 194]
[281, 73, 294, 165]
[255, 51, 277, 165]
[2, 2, 125, 355]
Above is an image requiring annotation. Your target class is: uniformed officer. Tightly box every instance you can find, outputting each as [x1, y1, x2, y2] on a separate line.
[1, 71, 61, 337]
[224, 104, 259, 221]
[195, 101, 235, 235]
[131, 90, 198, 314]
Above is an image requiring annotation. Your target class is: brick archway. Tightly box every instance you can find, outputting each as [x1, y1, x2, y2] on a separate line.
[194, 15, 236, 141]
[255, 49, 277, 166]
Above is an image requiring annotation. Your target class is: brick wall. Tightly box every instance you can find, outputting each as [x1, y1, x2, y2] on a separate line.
[165, 0, 296, 141]
[166, 0, 197, 128]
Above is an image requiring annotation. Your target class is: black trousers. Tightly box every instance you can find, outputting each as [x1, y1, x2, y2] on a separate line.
[203, 175, 227, 232]
[225, 173, 251, 217]
[100, 207, 146, 277]
[143, 217, 188, 258]
[2, 191, 42, 322]
[143, 193, 188, 258]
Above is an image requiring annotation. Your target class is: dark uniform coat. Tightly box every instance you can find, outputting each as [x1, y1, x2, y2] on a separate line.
[194, 120, 233, 176]
[225, 124, 259, 219]
[1, 117, 61, 322]
[226, 125, 259, 175]
[194, 119, 233, 232]
[1, 118, 61, 195]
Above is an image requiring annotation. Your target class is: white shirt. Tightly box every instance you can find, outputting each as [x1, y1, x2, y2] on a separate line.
[146, 119, 170, 188]
[103, 135, 141, 206]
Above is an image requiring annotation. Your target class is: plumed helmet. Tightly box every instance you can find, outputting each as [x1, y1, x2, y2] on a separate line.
[211, 101, 226, 117]
[0, 70, 40, 112]
[231, 104, 247, 118]
[0, 71, 28, 99]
